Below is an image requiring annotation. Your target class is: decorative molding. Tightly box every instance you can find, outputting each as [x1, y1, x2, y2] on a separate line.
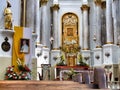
[63, 13, 78, 25]
[40, 0, 48, 6]
[52, 48, 60, 50]
[1, 29, 14, 36]
[96, 46, 102, 48]
[44, 55, 48, 59]
[84, 56, 90, 61]
[81, 4, 90, 11]
[94, 0, 102, 6]
[51, 4, 60, 10]
[1, 37, 11, 52]
[105, 52, 110, 57]
[101, 1, 106, 9]
[106, 42, 113, 44]
[53, 56, 58, 61]
[82, 48, 89, 50]
[95, 55, 100, 60]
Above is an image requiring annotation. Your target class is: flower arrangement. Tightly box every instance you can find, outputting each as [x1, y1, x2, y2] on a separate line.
[5, 59, 31, 80]
[5, 66, 18, 80]
[77, 54, 89, 67]
[56, 54, 66, 66]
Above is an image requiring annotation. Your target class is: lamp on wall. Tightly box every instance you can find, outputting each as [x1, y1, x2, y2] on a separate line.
[50, 36, 54, 50]
[93, 34, 97, 41]
[50, 37, 54, 44]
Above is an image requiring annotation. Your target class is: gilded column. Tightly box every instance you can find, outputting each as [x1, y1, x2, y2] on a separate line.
[41, 0, 48, 47]
[52, 4, 59, 49]
[106, 0, 113, 44]
[81, 4, 90, 50]
[94, 0, 102, 48]
[34, 0, 40, 43]
[26, 0, 35, 32]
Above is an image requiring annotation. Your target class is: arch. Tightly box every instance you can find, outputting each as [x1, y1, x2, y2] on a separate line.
[61, 12, 79, 66]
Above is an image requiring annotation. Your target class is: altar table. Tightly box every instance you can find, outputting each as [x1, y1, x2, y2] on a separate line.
[55, 66, 92, 81]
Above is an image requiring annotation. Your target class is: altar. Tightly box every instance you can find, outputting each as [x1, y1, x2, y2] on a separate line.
[55, 66, 90, 81]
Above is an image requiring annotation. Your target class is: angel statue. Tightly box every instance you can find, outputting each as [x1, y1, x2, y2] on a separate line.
[4, 0, 13, 30]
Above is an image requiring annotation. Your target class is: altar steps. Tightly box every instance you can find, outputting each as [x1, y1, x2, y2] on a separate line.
[0, 80, 109, 90]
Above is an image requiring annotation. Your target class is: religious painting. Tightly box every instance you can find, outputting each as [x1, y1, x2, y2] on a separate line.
[67, 28, 73, 36]
[20, 38, 30, 54]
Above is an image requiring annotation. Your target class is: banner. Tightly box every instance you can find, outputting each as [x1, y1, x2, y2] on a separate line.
[12, 26, 32, 71]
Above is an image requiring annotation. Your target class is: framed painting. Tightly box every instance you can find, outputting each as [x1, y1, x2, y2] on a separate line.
[20, 38, 30, 54]
[67, 28, 73, 36]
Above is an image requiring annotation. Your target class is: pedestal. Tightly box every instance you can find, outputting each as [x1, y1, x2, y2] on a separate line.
[93, 48, 103, 66]
[42, 47, 50, 64]
[51, 50, 60, 66]
[81, 50, 91, 66]
[103, 44, 119, 82]
[103, 44, 119, 64]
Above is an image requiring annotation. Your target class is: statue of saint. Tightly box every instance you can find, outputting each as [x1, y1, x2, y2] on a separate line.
[4, 1, 13, 30]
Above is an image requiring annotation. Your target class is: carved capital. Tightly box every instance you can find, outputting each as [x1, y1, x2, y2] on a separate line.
[94, 0, 102, 6]
[40, 0, 48, 6]
[52, 4, 60, 10]
[81, 4, 90, 11]
[101, 1, 106, 9]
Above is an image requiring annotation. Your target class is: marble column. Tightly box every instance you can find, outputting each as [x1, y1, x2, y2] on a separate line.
[106, 0, 113, 44]
[41, 0, 48, 47]
[94, 0, 102, 48]
[34, 0, 40, 43]
[26, 0, 35, 33]
[81, 4, 91, 66]
[52, 4, 59, 49]
[112, 0, 119, 45]
[81, 4, 90, 50]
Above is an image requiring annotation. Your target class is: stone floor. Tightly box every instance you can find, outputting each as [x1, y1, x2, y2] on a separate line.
[0, 80, 110, 90]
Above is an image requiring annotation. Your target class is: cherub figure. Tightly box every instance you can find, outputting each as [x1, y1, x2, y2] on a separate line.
[4, 0, 13, 30]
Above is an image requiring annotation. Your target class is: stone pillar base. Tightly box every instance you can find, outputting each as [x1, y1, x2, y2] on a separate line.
[51, 50, 60, 66]
[93, 48, 102, 66]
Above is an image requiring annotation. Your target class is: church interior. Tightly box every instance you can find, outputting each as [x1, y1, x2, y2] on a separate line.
[0, 0, 120, 89]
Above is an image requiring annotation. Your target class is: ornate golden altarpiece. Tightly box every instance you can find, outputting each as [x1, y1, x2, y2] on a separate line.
[61, 13, 80, 66]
